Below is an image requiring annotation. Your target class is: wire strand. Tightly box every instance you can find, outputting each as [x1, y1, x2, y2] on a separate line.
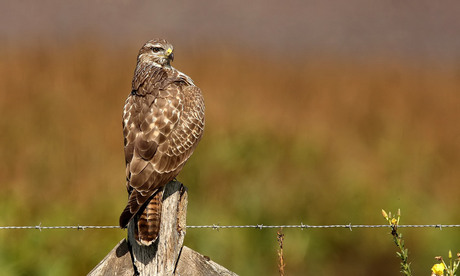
[0, 224, 459, 231]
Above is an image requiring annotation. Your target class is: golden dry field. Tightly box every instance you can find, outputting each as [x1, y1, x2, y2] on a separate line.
[0, 41, 459, 275]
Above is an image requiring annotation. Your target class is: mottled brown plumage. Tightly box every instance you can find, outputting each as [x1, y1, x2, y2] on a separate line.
[119, 39, 205, 245]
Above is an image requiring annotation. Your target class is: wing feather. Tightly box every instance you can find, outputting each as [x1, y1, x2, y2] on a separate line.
[120, 66, 205, 228]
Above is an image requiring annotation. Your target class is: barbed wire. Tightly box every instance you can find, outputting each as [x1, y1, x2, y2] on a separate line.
[1, 223, 460, 231]
[0, 224, 119, 231]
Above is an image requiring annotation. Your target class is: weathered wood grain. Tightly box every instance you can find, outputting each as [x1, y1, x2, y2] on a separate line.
[128, 181, 187, 275]
[175, 246, 238, 276]
[88, 181, 237, 276]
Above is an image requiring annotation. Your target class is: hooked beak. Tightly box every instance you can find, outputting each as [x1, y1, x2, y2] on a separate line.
[165, 48, 174, 62]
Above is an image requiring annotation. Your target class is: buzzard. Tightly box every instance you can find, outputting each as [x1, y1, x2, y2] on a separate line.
[119, 39, 205, 245]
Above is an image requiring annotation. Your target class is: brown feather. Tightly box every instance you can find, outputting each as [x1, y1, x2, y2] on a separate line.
[136, 191, 163, 245]
[119, 39, 205, 245]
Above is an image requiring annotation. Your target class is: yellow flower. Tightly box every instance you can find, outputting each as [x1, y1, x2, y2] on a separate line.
[391, 218, 398, 225]
[431, 263, 446, 275]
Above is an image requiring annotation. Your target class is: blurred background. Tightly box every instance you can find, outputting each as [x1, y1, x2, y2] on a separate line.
[1, 0, 460, 275]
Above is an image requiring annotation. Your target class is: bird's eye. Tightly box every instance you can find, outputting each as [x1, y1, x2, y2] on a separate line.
[151, 47, 163, 53]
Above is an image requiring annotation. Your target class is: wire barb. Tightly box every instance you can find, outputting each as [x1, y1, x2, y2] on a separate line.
[300, 222, 305, 230]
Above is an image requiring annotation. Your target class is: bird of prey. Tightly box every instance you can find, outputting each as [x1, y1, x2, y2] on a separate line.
[119, 39, 205, 245]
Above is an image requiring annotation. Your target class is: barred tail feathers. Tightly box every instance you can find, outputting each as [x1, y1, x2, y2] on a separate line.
[135, 191, 162, 245]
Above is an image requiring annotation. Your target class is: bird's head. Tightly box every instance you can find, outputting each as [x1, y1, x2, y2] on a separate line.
[137, 39, 174, 67]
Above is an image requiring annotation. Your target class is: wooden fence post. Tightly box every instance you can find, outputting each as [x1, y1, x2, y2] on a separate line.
[88, 180, 237, 276]
[128, 180, 187, 275]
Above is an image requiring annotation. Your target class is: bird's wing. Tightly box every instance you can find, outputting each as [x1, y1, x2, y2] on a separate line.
[120, 79, 204, 227]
